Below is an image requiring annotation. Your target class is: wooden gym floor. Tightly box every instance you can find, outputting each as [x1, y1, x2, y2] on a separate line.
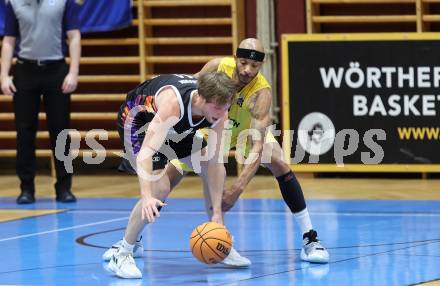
[0, 174, 439, 201]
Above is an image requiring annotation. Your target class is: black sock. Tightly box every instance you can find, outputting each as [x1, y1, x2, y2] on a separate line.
[276, 171, 306, 213]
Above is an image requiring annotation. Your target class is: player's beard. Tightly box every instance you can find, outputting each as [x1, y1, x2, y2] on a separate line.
[234, 69, 254, 85]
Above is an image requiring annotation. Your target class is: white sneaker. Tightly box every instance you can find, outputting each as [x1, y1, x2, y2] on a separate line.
[300, 230, 329, 263]
[102, 239, 144, 261]
[108, 250, 142, 279]
[221, 247, 251, 267]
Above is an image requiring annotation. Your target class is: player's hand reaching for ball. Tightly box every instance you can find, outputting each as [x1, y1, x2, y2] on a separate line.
[211, 212, 223, 225]
[141, 196, 165, 223]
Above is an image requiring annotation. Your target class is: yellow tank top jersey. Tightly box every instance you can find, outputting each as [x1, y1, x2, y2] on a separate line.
[171, 58, 271, 172]
[207, 57, 271, 148]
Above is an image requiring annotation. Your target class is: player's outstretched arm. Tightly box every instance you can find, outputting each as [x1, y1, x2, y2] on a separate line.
[193, 58, 222, 78]
[206, 113, 229, 225]
[136, 87, 180, 223]
[222, 88, 272, 211]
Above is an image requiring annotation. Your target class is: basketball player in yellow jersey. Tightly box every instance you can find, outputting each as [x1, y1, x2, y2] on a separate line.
[169, 38, 329, 266]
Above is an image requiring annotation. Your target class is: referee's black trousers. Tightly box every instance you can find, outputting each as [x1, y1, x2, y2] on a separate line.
[13, 60, 72, 193]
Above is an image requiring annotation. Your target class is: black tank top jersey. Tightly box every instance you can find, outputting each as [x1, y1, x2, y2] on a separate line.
[119, 74, 214, 136]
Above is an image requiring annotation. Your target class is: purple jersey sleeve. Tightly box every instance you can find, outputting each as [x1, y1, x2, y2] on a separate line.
[63, 0, 81, 31]
[4, 2, 19, 37]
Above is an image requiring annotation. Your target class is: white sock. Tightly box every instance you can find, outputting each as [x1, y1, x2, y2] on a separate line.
[120, 238, 135, 253]
[294, 208, 313, 236]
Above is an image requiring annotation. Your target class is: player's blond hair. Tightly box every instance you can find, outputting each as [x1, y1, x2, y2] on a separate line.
[197, 71, 236, 105]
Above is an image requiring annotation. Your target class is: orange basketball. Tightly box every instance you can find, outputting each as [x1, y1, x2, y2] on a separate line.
[189, 221, 233, 264]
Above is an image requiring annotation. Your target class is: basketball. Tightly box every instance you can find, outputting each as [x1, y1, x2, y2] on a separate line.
[189, 221, 233, 264]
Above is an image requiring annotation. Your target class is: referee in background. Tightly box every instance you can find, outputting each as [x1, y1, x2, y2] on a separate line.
[1, 0, 81, 204]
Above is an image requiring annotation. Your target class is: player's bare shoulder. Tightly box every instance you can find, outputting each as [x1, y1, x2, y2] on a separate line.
[205, 58, 223, 70]
[154, 86, 182, 119]
[194, 58, 223, 77]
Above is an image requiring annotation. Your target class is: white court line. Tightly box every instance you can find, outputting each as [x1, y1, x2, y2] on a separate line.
[68, 210, 440, 217]
[1, 209, 439, 243]
[0, 216, 128, 243]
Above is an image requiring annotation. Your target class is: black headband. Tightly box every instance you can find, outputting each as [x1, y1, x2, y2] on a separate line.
[236, 48, 265, 62]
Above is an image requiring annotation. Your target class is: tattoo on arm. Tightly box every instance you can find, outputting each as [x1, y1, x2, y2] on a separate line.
[248, 94, 259, 115]
[246, 90, 272, 143]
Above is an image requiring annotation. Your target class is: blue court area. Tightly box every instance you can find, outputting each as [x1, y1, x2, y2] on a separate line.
[0, 197, 439, 286]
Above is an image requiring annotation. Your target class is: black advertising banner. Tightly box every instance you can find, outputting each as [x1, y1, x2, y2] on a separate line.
[281, 34, 440, 172]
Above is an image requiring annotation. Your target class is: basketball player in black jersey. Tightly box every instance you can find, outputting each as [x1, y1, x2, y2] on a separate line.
[105, 72, 236, 279]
